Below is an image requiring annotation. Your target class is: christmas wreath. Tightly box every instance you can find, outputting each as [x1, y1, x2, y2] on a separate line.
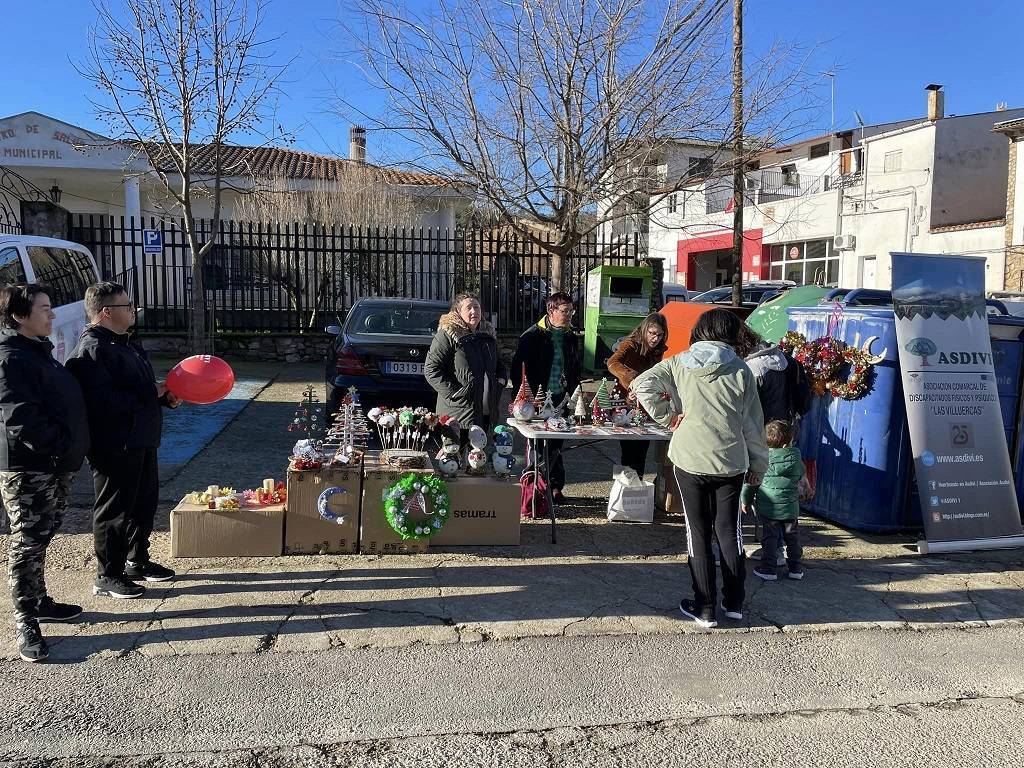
[382, 473, 451, 540]
[780, 331, 874, 401]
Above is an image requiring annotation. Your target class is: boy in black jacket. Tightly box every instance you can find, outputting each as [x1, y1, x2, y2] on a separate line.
[0, 284, 90, 662]
[66, 282, 179, 600]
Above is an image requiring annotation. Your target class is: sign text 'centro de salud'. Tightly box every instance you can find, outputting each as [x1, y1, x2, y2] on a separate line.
[0, 121, 87, 161]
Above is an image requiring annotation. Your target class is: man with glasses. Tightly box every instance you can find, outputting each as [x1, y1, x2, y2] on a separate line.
[511, 291, 582, 502]
[66, 282, 179, 600]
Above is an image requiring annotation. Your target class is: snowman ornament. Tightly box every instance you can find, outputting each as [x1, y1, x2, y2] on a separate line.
[465, 424, 489, 474]
[434, 416, 462, 479]
[491, 425, 516, 477]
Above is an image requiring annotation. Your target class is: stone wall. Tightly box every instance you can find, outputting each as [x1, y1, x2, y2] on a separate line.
[139, 330, 559, 367]
[139, 333, 333, 363]
[1006, 140, 1023, 291]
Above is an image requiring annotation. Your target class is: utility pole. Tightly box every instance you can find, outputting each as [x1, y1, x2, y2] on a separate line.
[731, 0, 744, 307]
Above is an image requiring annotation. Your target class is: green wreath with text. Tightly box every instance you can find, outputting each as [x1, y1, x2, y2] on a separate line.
[383, 473, 451, 540]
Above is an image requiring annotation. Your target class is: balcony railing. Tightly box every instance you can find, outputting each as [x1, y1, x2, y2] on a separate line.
[757, 170, 835, 202]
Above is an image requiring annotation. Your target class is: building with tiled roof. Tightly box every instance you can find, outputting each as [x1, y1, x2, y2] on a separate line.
[141, 141, 454, 188]
[0, 112, 470, 233]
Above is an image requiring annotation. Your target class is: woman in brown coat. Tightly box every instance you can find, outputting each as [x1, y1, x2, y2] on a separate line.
[606, 312, 669, 477]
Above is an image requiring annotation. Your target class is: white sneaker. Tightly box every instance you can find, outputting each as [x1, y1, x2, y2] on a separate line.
[720, 601, 743, 620]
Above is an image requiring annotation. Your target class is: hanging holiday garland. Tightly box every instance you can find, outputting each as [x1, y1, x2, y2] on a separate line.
[780, 331, 875, 401]
[382, 473, 451, 540]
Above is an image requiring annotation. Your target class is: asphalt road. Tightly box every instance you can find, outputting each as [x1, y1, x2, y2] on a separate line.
[1, 626, 1022, 766]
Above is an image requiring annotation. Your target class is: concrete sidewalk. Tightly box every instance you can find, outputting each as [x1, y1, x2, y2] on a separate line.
[1, 362, 1023, 663]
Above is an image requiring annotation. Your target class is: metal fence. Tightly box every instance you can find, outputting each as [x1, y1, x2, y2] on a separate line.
[68, 215, 643, 335]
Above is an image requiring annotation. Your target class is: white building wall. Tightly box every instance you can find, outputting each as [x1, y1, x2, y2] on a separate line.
[932, 109, 1024, 228]
[840, 121, 1010, 293]
[841, 125, 933, 289]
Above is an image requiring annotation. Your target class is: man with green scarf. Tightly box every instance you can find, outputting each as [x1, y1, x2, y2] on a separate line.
[511, 292, 582, 502]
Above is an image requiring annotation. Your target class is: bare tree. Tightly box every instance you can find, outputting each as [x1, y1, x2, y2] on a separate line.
[348, 0, 818, 290]
[231, 164, 422, 327]
[234, 164, 419, 229]
[83, 0, 282, 352]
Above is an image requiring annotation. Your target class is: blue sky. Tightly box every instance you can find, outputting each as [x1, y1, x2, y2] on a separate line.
[1, 0, 1021, 167]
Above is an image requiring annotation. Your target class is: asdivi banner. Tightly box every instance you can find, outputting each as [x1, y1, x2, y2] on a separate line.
[891, 253, 1023, 549]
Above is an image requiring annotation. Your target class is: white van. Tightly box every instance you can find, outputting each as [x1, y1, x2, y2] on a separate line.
[0, 235, 100, 363]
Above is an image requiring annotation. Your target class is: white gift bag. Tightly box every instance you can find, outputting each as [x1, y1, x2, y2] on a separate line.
[606, 465, 655, 523]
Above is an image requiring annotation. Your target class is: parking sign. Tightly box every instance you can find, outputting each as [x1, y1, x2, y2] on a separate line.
[143, 229, 163, 253]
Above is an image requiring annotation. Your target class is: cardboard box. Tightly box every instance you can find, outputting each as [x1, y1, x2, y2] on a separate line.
[285, 463, 362, 554]
[360, 453, 433, 554]
[431, 475, 521, 546]
[171, 499, 284, 558]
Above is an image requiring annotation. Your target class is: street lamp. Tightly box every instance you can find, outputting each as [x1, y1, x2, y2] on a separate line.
[49, 184, 61, 204]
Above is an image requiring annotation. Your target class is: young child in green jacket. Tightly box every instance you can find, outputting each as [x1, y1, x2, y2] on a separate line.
[742, 420, 805, 581]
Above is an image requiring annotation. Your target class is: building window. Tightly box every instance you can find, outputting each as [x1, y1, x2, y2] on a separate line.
[668, 193, 678, 214]
[809, 142, 830, 159]
[884, 150, 902, 173]
[767, 239, 840, 287]
[688, 156, 713, 179]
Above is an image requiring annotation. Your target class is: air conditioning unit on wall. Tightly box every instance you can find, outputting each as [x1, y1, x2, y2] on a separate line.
[833, 234, 857, 251]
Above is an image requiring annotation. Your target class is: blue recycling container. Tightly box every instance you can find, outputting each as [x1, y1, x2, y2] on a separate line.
[789, 294, 1024, 532]
[789, 304, 916, 532]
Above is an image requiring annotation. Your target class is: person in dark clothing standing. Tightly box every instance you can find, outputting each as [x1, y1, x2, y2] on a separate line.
[0, 284, 90, 662]
[510, 291, 582, 503]
[425, 292, 507, 446]
[606, 312, 668, 477]
[66, 282, 180, 600]
[737, 326, 812, 426]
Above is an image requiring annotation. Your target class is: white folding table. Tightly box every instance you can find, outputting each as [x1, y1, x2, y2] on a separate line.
[505, 418, 672, 543]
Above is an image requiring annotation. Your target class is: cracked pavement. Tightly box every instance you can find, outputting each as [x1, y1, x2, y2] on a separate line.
[0, 363, 1021, 766]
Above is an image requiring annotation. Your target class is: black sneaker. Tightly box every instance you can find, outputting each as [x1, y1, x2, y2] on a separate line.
[125, 560, 176, 583]
[93, 576, 146, 599]
[720, 601, 743, 620]
[36, 596, 82, 622]
[16, 619, 48, 663]
[679, 599, 717, 628]
[753, 567, 778, 582]
[788, 566, 805, 581]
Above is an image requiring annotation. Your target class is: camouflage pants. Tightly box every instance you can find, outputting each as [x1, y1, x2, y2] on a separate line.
[0, 471, 73, 621]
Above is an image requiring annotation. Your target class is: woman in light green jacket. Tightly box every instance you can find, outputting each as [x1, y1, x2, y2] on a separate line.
[631, 309, 768, 629]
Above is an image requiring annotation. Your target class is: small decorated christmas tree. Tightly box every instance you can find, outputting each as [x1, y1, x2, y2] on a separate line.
[574, 391, 588, 425]
[288, 385, 323, 440]
[539, 390, 556, 418]
[325, 388, 370, 462]
[532, 383, 546, 412]
[595, 379, 612, 409]
[509, 364, 535, 415]
[591, 392, 606, 426]
[610, 382, 627, 407]
[567, 384, 584, 414]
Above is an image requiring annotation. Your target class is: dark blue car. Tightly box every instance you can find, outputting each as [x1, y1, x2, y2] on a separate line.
[325, 297, 449, 416]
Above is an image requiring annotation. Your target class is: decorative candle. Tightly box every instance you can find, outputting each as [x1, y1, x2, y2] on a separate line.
[263, 478, 275, 493]
[207, 485, 219, 497]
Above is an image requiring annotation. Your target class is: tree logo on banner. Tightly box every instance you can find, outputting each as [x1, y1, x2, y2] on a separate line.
[904, 337, 937, 367]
